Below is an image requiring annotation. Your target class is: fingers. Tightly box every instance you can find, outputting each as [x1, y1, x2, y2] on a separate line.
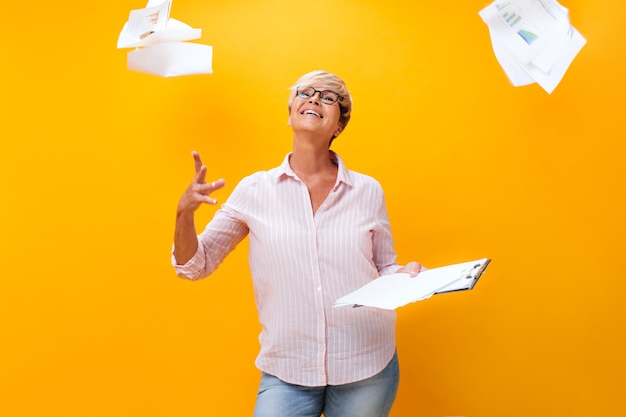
[193, 164, 207, 185]
[196, 178, 226, 203]
[179, 151, 226, 212]
[403, 261, 424, 277]
[192, 151, 208, 185]
[192, 151, 203, 174]
[178, 177, 226, 214]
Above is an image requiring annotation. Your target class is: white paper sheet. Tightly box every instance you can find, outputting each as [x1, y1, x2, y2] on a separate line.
[117, 0, 212, 77]
[117, 0, 173, 48]
[118, 17, 201, 49]
[127, 42, 213, 77]
[334, 258, 490, 310]
[479, 0, 586, 94]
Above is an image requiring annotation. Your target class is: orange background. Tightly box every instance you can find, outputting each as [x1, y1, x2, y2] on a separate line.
[1, 1, 625, 416]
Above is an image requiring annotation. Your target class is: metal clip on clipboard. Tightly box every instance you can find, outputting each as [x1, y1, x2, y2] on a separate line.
[435, 258, 491, 294]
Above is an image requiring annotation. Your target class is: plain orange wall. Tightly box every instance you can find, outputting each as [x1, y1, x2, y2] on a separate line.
[1, 1, 625, 416]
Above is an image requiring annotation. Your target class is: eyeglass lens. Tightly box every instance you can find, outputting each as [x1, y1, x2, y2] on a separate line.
[297, 87, 341, 104]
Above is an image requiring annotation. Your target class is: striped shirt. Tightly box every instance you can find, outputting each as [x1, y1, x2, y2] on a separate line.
[173, 152, 399, 386]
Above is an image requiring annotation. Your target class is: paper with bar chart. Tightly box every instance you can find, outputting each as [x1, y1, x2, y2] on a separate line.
[479, 0, 586, 94]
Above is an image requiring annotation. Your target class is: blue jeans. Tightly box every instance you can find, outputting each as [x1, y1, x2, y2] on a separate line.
[253, 352, 399, 417]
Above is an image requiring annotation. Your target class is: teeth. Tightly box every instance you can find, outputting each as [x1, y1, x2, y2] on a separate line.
[304, 110, 320, 117]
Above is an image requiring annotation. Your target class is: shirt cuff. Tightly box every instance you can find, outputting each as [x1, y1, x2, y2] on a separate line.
[171, 242, 206, 279]
[378, 264, 401, 276]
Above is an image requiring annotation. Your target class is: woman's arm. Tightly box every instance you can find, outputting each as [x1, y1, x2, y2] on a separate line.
[371, 181, 425, 277]
[173, 151, 225, 265]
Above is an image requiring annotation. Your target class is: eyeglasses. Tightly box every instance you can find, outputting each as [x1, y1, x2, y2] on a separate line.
[297, 86, 344, 105]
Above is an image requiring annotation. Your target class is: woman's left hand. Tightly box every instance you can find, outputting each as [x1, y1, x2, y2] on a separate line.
[396, 261, 425, 278]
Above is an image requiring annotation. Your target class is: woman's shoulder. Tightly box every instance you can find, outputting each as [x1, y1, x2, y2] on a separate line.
[345, 167, 383, 190]
[335, 152, 382, 190]
[233, 167, 279, 191]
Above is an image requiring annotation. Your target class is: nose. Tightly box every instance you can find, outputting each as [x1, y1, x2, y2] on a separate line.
[308, 91, 321, 104]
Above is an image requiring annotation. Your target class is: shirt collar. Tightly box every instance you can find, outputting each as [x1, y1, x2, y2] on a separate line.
[273, 151, 353, 188]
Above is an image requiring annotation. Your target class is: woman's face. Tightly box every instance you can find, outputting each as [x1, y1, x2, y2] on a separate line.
[288, 84, 342, 141]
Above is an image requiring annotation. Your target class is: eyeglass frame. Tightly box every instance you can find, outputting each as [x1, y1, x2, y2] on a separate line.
[296, 86, 345, 105]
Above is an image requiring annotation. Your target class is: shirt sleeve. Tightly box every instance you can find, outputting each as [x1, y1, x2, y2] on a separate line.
[172, 178, 251, 280]
[371, 183, 400, 276]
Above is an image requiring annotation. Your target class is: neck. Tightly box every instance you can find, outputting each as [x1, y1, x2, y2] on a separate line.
[290, 135, 335, 177]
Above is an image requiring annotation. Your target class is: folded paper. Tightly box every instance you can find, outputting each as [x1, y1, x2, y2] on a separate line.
[479, 0, 586, 94]
[117, 0, 212, 77]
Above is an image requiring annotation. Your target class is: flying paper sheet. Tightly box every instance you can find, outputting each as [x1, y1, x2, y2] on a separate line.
[117, 0, 212, 77]
[127, 42, 213, 77]
[479, 0, 586, 94]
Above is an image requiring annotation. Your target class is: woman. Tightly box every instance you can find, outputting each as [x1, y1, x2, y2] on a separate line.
[172, 70, 423, 417]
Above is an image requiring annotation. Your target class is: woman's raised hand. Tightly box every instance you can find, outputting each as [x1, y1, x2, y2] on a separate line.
[177, 151, 225, 214]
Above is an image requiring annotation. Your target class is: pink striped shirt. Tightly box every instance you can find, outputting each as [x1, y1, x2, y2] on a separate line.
[173, 152, 400, 386]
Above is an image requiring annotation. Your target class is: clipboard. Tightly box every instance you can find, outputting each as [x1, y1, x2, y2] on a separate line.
[334, 258, 491, 310]
[434, 258, 491, 294]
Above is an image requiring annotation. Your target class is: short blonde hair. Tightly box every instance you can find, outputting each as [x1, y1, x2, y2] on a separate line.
[288, 70, 352, 141]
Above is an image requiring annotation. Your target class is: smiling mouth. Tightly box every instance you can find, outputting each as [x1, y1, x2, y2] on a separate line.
[303, 109, 322, 118]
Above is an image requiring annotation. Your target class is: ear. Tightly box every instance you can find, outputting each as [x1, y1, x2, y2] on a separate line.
[287, 115, 292, 127]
